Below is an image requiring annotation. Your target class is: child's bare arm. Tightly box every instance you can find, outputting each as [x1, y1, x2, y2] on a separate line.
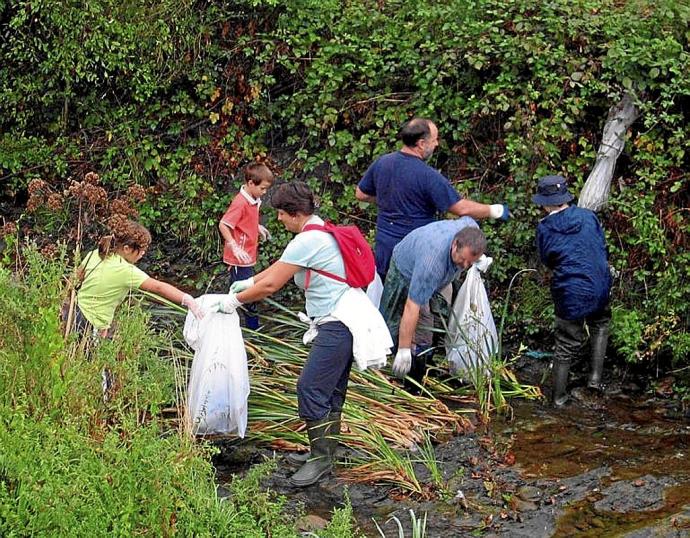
[140, 277, 184, 304]
[140, 278, 205, 319]
[218, 221, 234, 243]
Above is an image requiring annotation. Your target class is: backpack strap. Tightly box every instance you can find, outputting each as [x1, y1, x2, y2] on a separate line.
[301, 223, 347, 288]
[75, 250, 101, 290]
[304, 268, 347, 288]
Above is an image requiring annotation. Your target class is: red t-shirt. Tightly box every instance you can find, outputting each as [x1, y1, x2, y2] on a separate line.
[221, 188, 260, 266]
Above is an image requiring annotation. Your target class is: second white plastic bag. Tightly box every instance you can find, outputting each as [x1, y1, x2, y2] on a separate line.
[446, 256, 498, 378]
[366, 271, 384, 309]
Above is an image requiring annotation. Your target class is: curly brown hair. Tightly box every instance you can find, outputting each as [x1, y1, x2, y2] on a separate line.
[98, 215, 152, 259]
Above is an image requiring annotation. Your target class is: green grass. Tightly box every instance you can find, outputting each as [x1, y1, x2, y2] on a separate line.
[0, 244, 364, 537]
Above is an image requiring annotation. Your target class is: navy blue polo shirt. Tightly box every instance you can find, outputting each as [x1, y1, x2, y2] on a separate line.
[358, 151, 461, 276]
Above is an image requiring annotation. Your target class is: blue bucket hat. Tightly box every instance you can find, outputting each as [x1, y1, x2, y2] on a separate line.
[532, 175, 574, 206]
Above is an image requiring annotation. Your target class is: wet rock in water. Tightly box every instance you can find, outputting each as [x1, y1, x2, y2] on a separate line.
[621, 505, 690, 538]
[296, 514, 329, 532]
[571, 387, 607, 409]
[512, 498, 539, 512]
[516, 485, 543, 502]
[591, 516, 606, 528]
[594, 475, 675, 514]
[556, 467, 611, 505]
[548, 444, 579, 458]
[492, 511, 558, 537]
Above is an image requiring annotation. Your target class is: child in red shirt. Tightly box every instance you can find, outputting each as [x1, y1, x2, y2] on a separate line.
[218, 163, 274, 329]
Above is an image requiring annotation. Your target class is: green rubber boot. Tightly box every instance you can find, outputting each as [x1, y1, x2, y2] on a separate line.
[289, 418, 333, 487]
[286, 412, 340, 465]
[587, 327, 608, 390]
[552, 358, 571, 408]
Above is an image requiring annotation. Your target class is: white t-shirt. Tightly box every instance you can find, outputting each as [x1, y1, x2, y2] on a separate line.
[279, 215, 349, 318]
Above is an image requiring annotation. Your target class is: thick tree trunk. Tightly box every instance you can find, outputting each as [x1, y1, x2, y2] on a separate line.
[578, 94, 639, 212]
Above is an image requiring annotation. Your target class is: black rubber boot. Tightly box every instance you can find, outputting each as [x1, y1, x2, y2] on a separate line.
[587, 327, 608, 390]
[286, 412, 340, 465]
[289, 418, 333, 487]
[552, 358, 571, 408]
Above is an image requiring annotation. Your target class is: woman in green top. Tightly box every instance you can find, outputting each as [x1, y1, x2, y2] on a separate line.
[73, 215, 204, 337]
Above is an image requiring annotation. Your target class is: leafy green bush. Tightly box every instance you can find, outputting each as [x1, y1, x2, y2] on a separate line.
[610, 307, 645, 363]
[0, 245, 329, 536]
[2, 0, 688, 371]
[242, 0, 689, 367]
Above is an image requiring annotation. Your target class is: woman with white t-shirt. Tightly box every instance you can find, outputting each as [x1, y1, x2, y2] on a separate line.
[219, 181, 357, 487]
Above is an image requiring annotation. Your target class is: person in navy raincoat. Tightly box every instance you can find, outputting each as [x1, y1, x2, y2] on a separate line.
[534, 175, 612, 407]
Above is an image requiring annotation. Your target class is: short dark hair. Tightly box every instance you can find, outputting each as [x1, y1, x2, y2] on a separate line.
[270, 181, 315, 216]
[452, 227, 487, 256]
[244, 163, 274, 186]
[399, 118, 432, 147]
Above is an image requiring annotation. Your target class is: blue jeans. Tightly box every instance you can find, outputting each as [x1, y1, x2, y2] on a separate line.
[297, 321, 354, 421]
[228, 265, 259, 330]
[374, 232, 402, 282]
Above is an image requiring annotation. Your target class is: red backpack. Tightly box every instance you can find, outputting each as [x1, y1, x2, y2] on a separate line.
[302, 222, 376, 289]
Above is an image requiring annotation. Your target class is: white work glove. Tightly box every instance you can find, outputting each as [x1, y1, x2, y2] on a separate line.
[258, 224, 271, 241]
[226, 240, 251, 264]
[181, 293, 205, 320]
[219, 292, 242, 314]
[488, 203, 511, 221]
[229, 277, 255, 294]
[473, 254, 493, 273]
[391, 348, 412, 379]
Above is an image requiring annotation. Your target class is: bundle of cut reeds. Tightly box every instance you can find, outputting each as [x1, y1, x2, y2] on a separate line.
[150, 297, 540, 492]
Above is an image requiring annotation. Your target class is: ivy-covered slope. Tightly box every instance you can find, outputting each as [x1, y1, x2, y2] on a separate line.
[1, 0, 688, 365]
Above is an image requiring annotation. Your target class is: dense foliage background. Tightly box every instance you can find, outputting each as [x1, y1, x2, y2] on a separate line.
[1, 0, 688, 370]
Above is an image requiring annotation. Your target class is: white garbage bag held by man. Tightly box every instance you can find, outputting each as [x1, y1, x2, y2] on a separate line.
[446, 255, 498, 379]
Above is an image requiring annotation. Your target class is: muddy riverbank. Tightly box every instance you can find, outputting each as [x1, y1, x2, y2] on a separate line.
[214, 355, 690, 537]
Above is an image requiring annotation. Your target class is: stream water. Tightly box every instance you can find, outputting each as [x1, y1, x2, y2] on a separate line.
[492, 392, 690, 537]
[215, 386, 690, 537]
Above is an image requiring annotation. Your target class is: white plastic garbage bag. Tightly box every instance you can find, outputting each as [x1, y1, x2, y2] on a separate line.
[366, 271, 384, 309]
[183, 294, 249, 437]
[446, 255, 498, 378]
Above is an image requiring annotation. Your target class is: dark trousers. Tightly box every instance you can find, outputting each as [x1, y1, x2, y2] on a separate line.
[228, 265, 259, 330]
[61, 301, 97, 338]
[297, 321, 354, 421]
[554, 305, 611, 364]
[379, 261, 445, 354]
[374, 233, 403, 283]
